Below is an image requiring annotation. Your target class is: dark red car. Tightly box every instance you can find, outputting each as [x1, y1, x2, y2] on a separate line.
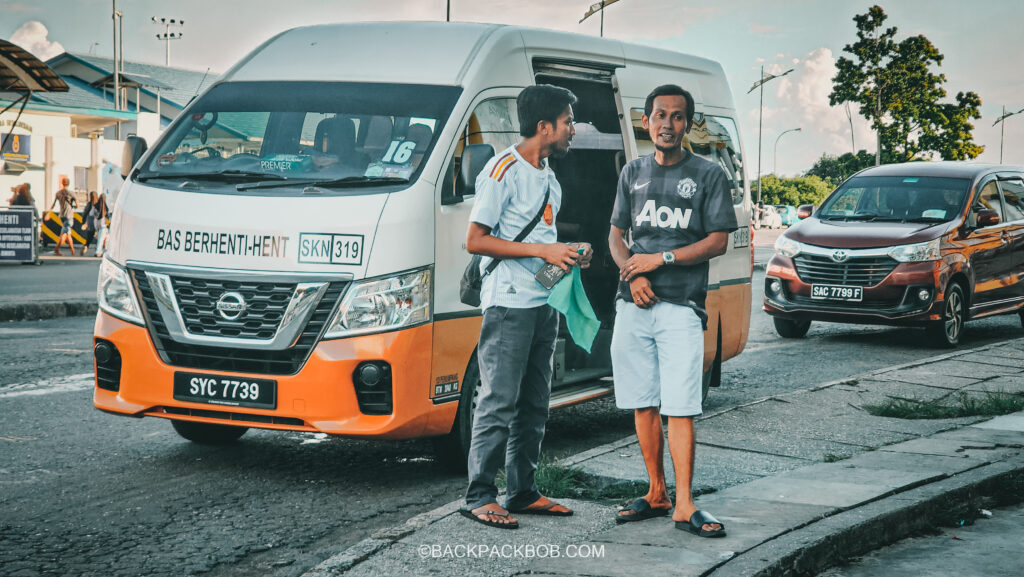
[764, 162, 1024, 347]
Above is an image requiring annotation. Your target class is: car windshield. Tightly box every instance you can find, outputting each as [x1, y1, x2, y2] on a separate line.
[819, 175, 971, 222]
[138, 81, 462, 194]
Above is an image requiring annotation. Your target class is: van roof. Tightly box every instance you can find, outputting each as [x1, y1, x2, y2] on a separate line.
[223, 21, 724, 88]
[858, 161, 1024, 179]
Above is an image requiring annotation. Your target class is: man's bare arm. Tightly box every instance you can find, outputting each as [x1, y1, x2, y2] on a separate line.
[467, 222, 578, 271]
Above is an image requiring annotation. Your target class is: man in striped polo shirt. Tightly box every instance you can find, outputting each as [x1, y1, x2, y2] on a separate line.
[461, 85, 592, 529]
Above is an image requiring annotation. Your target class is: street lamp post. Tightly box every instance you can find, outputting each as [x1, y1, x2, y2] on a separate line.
[153, 17, 184, 66]
[579, 0, 623, 38]
[993, 105, 1024, 164]
[748, 66, 793, 206]
[773, 127, 801, 175]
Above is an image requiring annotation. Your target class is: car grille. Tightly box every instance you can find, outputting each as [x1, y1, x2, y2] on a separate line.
[788, 294, 903, 310]
[793, 254, 897, 287]
[132, 270, 345, 375]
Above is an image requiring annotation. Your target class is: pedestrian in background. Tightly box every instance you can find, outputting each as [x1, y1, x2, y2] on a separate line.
[608, 84, 736, 537]
[49, 176, 77, 256]
[7, 183, 37, 218]
[82, 191, 101, 254]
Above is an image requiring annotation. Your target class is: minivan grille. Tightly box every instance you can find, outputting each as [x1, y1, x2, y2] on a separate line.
[132, 270, 345, 375]
[172, 277, 295, 339]
[793, 254, 897, 287]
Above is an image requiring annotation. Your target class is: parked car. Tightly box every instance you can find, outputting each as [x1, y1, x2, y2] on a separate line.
[758, 205, 783, 229]
[774, 204, 799, 226]
[763, 162, 1024, 347]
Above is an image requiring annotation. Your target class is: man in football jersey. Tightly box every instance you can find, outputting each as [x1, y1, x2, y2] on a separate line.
[461, 84, 592, 529]
[608, 84, 737, 537]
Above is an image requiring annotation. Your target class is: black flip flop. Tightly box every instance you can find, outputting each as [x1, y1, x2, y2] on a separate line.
[675, 510, 726, 538]
[616, 497, 671, 524]
[460, 507, 520, 530]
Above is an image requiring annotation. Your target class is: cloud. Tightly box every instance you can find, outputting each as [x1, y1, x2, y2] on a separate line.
[750, 23, 780, 35]
[9, 21, 64, 60]
[0, 2, 39, 13]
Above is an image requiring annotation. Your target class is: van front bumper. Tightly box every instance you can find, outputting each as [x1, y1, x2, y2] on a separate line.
[762, 254, 947, 326]
[92, 311, 451, 439]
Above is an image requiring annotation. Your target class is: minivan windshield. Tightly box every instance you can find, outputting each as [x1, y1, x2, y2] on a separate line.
[138, 81, 461, 193]
[819, 175, 971, 223]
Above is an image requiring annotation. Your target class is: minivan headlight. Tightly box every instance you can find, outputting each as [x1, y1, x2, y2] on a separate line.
[97, 258, 144, 325]
[324, 267, 432, 339]
[888, 239, 941, 262]
[775, 236, 801, 258]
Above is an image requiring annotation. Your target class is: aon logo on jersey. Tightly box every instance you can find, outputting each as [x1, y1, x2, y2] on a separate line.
[635, 200, 692, 229]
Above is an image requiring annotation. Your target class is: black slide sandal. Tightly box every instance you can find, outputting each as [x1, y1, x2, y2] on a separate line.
[616, 498, 671, 524]
[675, 510, 726, 538]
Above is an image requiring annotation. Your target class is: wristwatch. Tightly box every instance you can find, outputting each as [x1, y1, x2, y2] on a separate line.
[661, 251, 675, 265]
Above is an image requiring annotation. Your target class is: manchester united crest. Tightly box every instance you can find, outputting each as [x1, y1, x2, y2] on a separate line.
[677, 177, 697, 199]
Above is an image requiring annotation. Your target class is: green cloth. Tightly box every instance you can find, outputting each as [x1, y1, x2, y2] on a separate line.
[546, 267, 600, 353]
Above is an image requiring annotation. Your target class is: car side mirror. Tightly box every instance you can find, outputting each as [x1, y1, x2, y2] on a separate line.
[797, 204, 815, 219]
[976, 209, 1000, 227]
[122, 135, 148, 178]
[459, 144, 495, 197]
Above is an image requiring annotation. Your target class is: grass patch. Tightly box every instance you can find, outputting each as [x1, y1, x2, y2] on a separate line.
[823, 453, 851, 463]
[496, 454, 652, 501]
[864, 391, 1024, 420]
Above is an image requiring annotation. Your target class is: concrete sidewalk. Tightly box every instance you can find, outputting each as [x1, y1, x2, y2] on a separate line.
[302, 338, 1024, 577]
[0, 256, 100, 321]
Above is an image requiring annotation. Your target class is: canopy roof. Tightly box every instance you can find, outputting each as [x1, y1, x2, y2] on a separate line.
[0, 39, 68, 93]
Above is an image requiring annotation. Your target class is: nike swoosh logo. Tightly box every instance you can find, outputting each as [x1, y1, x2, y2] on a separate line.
[632, 181, 650, 191]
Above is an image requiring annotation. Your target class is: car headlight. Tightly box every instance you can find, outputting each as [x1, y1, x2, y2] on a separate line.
[888, 238, 941, 262]
[97, 258, 144, 325]
[323, 267, 432, 339]
[774, 236, 802, 258]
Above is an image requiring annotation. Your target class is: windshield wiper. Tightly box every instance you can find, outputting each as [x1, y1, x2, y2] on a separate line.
[137, 170, 288, 182]
[237, 176, 410, 191]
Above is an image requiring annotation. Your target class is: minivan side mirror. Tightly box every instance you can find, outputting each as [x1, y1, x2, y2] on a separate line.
[976, 209, 1000, 228]
[122, 135, 148, 178]
[459, 144, 495, 197]
[796, 204, 815, 219]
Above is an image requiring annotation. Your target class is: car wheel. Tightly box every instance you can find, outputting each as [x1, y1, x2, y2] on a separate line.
[171, 420, 248, 444]
[773, 317, 811, 338]
[926, 283, 964, 348]
[432, 355, 480, 472]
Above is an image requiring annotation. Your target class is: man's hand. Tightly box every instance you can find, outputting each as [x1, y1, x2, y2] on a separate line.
[569, 242, 593, 269]
[620, 253, 663, 282]
[629, 276, 658, 308]
[538, 243, 580, 272]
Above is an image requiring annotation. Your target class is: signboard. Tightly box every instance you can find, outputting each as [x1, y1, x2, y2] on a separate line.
[0, 208, 35, 262]
[1, 134, 31, 162]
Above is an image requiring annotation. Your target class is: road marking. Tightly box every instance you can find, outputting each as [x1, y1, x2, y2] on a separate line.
[0, 373, 92, 399]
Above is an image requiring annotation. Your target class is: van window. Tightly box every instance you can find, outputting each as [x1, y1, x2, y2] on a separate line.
[138, 82, 461, 194]
[999, 179, 1024, 222]
[820, 176, 971, 221]
[631, 110, 746, 205]
[445, 98, 520, 197]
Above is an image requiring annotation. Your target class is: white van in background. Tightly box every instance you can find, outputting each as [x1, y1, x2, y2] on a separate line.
[93, 22, 751, 467]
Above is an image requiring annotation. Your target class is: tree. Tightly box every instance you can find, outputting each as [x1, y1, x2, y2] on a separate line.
[830, 5, 983, 164]
[760, 174, 833, 206]
[806, 150, 877, 186]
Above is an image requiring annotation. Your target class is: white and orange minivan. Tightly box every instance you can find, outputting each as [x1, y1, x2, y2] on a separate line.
[93, 22, 752, 466]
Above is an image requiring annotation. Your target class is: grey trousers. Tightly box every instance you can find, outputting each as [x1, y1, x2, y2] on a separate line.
[465, 305, 558, 511]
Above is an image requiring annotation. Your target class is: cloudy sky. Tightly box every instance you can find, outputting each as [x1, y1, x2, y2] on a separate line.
[3, 0, 1022, 177]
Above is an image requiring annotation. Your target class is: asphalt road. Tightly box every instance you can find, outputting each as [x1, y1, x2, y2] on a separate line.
[2, 269, 1023, 577]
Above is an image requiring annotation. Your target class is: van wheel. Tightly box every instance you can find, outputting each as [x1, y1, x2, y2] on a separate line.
[433, 356, 480, 472]
[171, 420, 248, 444]
[773, 317, 811, 338]
[1019, 309, 1024, 329]
[701, 358, 720, 403]
[926, 283, 964, 348]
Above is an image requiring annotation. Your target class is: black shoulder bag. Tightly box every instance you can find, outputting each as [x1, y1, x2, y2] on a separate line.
[459, 185, 551, 307]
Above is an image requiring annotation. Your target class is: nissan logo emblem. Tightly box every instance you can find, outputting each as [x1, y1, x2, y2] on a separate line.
[216, 292, 247, 320]
[830, 250, 849, 263]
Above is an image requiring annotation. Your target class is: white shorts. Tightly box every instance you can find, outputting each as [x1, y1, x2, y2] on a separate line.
[610, 300, 704, 417]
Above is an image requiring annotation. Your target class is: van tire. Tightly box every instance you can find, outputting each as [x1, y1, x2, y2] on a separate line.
[701, 360, 718, 403]
[926, 283, 965, 348]
[432, 355, 481, 472]
[171, 420, 248, 444]
[773, 317, 811, 338]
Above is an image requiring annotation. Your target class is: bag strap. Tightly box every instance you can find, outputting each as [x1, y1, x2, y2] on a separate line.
[484, 182, 551, 275]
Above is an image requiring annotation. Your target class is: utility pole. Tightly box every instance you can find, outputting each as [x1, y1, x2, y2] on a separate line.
[579, 0, 623, 38]
[153, 17, 184, 66]
[993, 105, 1024, 164]
[747, 66, 793, 206]
[446, 0, 450, 22]
[773, 127, 801, 175]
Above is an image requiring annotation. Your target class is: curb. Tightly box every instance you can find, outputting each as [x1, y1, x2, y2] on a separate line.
[710, 457, 1024, 577]
[0, 299, 97, 322]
